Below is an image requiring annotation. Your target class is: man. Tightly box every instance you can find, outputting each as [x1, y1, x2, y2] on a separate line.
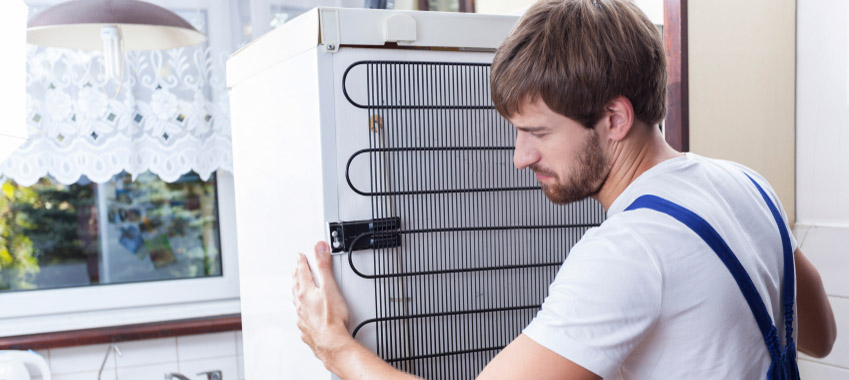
[292, 0, 837, 378]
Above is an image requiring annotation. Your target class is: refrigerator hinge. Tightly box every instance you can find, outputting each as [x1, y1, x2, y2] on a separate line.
[319, 8, 341, 53]
[328, 217, 401, 254]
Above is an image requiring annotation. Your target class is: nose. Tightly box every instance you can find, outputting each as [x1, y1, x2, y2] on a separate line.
[513, 132, 540, 170]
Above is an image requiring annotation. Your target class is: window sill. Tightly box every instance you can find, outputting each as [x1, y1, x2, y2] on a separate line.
[0, 313, 241, 350]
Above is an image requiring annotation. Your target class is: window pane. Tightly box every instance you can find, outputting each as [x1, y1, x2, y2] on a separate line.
[0, 171, 221, 292]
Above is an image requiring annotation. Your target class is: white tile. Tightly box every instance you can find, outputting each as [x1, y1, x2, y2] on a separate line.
[236, 331, 243, 355]
[237, 354, 245, 380]
[178, 356, 238, 380]
[114, 337, 178, 367]
[116, 362, 179, 380]
[799, 359, 849, 380]
[49, 343, 115, 374]
[52, 369, 117, 380]
[177, 332, 237, 361]
[798, 296, 849, 369]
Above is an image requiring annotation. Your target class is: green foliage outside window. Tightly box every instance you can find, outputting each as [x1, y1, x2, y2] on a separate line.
[0, 171, 221, 292]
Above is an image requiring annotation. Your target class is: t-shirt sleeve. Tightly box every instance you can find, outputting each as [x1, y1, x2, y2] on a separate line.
[522, 224, 663, 378]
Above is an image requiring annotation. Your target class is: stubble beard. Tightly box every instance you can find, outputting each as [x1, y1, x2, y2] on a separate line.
[536, 129, 609, 205]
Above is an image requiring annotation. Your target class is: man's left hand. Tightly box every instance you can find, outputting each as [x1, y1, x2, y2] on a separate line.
[292, 241, 352, 366]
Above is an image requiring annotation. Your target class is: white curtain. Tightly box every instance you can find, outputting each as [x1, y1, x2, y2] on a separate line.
[2, 2, 244, 186]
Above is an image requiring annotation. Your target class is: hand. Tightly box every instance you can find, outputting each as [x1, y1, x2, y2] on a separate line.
[292, 241, 352, 365]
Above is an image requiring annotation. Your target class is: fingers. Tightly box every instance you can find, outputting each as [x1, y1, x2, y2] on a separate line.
[314, 241, 332, 270]
[295, 252, 316, 290]
[313, 241, 340, 292]
[291, 270, 300, 303]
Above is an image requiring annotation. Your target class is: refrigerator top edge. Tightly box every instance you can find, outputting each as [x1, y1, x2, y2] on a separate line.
[226, 7, 520, 88]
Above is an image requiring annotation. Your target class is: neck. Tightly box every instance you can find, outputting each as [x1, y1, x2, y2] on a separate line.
[592, 125, 683, 211]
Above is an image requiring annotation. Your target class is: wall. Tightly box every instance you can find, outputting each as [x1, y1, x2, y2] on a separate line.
[25, 332, 244, 380]
[795, 0, 849, 377]
[687, 0, 797, 224]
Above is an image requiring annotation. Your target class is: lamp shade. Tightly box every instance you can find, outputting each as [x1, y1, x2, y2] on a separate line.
[26, 0, 206, 51]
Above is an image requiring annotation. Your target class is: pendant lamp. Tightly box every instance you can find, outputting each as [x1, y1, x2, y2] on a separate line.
[27, 0, 207, 79]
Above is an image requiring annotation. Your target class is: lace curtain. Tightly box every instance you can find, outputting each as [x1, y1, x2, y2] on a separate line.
[1, 4, 233, 186]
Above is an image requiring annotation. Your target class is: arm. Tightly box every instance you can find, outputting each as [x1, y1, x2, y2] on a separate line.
[320, 336, 423, 380]
[478, 334, 600, 380]
[794, 248, 837, 358]
[293, 242, 421, 380]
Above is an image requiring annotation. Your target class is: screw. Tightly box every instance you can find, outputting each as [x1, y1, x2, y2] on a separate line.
[331, 230, 338, 238]
[327, 44, 335, 50]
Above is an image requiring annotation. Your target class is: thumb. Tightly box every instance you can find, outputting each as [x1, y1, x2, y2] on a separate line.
[314, 241, 339, 290]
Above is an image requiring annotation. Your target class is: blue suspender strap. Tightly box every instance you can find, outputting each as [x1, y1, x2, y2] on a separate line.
[743, 173, 800, 380]
[743, 173, 796, 347]
[625, 174, 799, 380]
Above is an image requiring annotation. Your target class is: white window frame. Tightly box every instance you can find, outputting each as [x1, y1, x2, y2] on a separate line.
[0, 172, 240, 336]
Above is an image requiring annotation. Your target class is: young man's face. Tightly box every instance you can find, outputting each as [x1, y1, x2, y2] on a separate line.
[509, 98, 609, 205]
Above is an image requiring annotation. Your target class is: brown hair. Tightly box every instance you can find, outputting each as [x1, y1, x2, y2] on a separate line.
[491, 0, 667, 128]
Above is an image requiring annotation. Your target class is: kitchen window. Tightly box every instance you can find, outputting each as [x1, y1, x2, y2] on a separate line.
[1, 171, 221, 292]
[0, 171, 239, 337]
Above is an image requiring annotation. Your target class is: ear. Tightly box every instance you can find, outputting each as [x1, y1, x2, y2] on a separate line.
[600, 96, 634, 142]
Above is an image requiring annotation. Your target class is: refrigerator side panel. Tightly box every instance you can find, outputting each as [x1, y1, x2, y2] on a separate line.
[229, 47, 331, 379]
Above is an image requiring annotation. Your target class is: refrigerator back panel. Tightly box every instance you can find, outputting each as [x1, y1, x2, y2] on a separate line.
[331, 48, 605, 379]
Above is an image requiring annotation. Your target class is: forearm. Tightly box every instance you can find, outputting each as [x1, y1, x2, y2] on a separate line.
[294, 243, 420, 380]
[325, 335, 423, 380]
[794, 248, 837, 358]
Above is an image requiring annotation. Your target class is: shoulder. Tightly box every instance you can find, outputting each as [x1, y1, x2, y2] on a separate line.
[577, 208, 678, 258]
[555, 214, 664, 295]
[699, 156, 773, 187]
[609, 154, 782, 220]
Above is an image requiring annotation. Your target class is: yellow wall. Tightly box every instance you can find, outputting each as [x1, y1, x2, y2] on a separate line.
[688, 0, 796, 223]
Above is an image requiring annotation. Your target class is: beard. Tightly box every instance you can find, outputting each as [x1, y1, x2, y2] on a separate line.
[532, 129, 609, 205]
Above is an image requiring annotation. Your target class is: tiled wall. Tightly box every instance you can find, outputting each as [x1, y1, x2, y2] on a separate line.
[26, 331, 243, 380]
[797, 0, 849, 378]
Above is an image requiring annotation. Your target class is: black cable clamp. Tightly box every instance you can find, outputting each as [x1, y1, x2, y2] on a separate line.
[328, 217, 402, 254]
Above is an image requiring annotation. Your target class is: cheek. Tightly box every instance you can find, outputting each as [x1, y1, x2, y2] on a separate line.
[543, 139, 579, 167]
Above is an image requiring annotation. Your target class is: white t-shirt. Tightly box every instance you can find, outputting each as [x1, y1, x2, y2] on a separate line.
[523, 153, 797, 380]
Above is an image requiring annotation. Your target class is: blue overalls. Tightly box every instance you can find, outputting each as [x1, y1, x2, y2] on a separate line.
[625, 173, 800, 380]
